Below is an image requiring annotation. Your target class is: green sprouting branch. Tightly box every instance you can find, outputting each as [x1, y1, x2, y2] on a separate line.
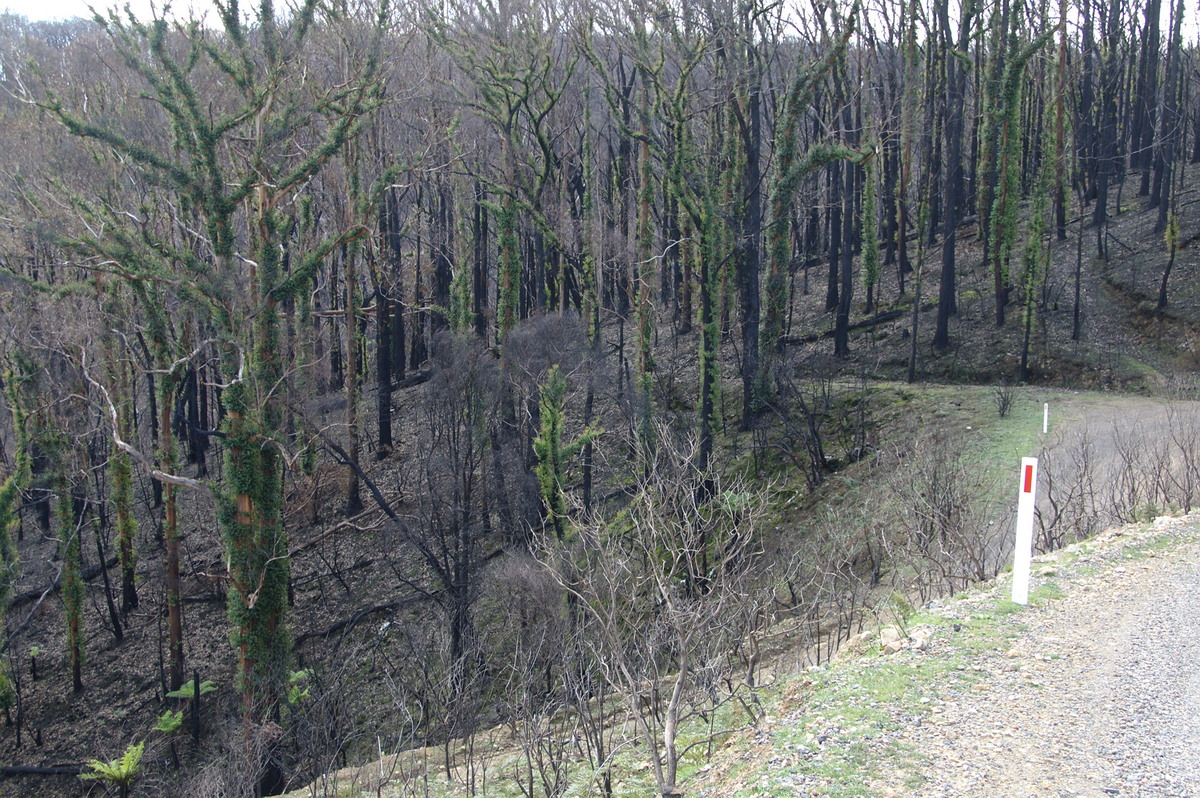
[269, 226, 369, 303]
[0, 369, 32, 606]
[39, 99, 195, 191]
[987, 28, 1057, 297]
[533, 366, 603, 539]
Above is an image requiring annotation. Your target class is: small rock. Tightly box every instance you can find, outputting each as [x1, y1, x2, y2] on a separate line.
[880, 627, 906, 654]
[909, 628, 933, 651]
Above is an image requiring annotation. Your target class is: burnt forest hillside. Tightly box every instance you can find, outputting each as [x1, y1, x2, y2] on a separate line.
[0, 0, 1198, 795]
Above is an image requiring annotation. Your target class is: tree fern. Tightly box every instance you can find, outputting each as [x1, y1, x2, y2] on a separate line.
[80, 740, 145, 798]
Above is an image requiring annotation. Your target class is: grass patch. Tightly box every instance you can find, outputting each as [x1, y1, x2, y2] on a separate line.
[1123, 529, 1185, 559]
[993, 599, 1025, 615]
[1117, 354, 1163, 382]
[1029, 582, 1065, 603]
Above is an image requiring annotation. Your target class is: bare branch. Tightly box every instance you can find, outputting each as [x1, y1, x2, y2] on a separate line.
[77, 349, 213, 498]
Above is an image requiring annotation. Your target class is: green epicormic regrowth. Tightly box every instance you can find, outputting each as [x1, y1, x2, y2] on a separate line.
[108, 366, 138, 613]
[58, 477, 85, 693]
[450, 260, 473, 333]
[496, 193, 521, 341]
[43, 1, 383, 722]
[1018, 115, 1056, 381]
[761, 8, 860, 380]
[220, 376, 290, 711]
[861, 144, 881, 314]
[533, 366, 602, 540]
[987, 29, 1056, 325]
[0, 372, 31, 710]
[221, 211, 292, 708]
[0, 372, 31, 609]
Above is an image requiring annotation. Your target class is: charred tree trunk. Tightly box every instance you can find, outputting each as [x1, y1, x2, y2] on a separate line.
[473, 182, 489, 339]
[375, 285, 393, 458]
[1131, 0, 1161, 196]
[433, 178, 454, 335]
[933, 0, 974, 350]
[834, 93, 857, 358]
[826, 161, 842, 313]
[735, 76, 763, 428]
[1152, 0, 1184, 233]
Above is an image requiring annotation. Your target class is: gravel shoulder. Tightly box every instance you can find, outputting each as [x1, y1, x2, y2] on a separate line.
[900, 514, 1200, 798]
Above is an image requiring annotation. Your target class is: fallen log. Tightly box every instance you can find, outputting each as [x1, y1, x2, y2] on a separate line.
[781, 307, 908, 345]
[0, 764, 83, 777]
[9, 556, 119, 610]
[293, 595, 427, 648]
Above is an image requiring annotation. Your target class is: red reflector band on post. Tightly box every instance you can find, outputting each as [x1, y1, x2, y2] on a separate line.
[1013, 456, 1038, 605]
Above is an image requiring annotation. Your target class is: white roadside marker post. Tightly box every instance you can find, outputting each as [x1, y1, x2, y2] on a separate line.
[1043, 403, 1049, 434]
[1012, 457, 1038, 605]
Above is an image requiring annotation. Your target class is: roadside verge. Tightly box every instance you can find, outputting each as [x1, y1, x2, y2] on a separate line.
[692, 513, 1200, 798]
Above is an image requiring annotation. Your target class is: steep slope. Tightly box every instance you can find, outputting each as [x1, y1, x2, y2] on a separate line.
[0, 162, 1196, 797]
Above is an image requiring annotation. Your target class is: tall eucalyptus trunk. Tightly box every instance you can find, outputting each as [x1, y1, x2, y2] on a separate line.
[933, 0, 976, 350]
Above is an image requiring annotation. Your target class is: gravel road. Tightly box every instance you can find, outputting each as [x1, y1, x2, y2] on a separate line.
[905, 516, 1200, 798]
